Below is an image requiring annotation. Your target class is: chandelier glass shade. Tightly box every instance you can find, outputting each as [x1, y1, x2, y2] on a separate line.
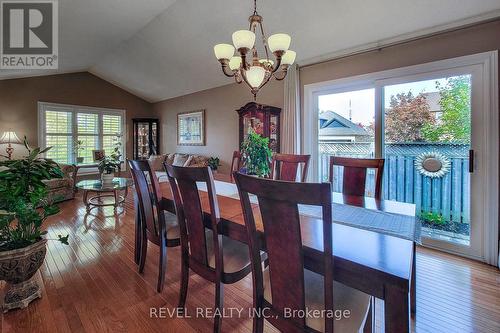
[214, 0, 296, 99]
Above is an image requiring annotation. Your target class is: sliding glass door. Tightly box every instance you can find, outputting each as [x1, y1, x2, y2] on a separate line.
[379, 70, 479, 257]
[304, 52, 498, 263]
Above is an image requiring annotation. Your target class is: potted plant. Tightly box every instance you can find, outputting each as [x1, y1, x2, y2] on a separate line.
[98, 135, 122, 185]
[240, 129, 272, 177]
[73, 139, 85, 164]
[0, 139, 68, 311]
[98, 156, 119, 185]
[207, 157, 221, 173]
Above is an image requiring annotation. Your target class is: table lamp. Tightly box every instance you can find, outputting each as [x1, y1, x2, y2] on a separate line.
[0, 131, 22, 160]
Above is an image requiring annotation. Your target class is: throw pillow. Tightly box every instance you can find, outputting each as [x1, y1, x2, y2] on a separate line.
[165, 153, 175, 165]
[172, 153, 190, 167]
[189, 155, 208, 167]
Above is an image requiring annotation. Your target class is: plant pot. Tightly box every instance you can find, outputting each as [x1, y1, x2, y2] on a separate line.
[101, 172, 114, 185]
[76, 157, 84, 163]
[0, 239, 47, 312]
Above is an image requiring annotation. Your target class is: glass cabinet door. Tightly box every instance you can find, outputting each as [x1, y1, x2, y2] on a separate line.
[243, 113, 264, 138]
[269, 114, 279, 152]
[137, 122, 150, 159]
[151, 122, 158, 155]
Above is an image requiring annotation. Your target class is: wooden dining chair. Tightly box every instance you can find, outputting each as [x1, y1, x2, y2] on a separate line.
[270, 153, 310, 182]
[234, 173, 373, 333]
[229, 150, 242, 183]
[165, 164, 262, 332]
[329, 156, 385, 199]
[128, 159, 180, 292]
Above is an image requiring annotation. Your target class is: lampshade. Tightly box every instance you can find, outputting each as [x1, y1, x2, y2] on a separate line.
[281, 50, 296, 65]
[232, 30, 255, 50]
[229, 56, 242, 70]
[245, 66, 266, 88]
[0, 131, 21, 144]
[268, 33, 291, 53]
[214, 43, 235, 60]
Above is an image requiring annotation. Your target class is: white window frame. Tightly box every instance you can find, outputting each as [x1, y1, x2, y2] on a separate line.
[38, 102, 126, 173]
[303, 51, 498, 266]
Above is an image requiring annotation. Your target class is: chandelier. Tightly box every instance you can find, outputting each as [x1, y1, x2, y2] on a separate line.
[213, 0, 296, 99]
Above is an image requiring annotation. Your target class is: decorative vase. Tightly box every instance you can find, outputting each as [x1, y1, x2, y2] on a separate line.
[0, 239, 47, 312]
[76, 157, 84, 164]
[101, 172, 114, 186]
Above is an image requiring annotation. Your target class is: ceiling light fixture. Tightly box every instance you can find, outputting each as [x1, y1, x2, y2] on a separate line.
[214, 0, 296, 100]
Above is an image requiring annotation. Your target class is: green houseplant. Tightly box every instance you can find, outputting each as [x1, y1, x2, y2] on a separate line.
[208, 157, 221, 171]
[98, 156, 119, 185]
[98, 135, 122, 185]
[73, 139, 85, 163]
[240, 129, 272, 177]
[0, 138, 68, 311]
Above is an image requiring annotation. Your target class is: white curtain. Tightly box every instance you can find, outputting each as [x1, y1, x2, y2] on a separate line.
[281, 64, 301, 154]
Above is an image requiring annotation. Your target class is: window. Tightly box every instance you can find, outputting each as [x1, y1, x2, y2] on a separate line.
[38, 103, 125, 165]
[102, 114, 123, 156]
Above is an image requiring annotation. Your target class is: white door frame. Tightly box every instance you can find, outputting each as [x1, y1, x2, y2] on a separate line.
[303, 51, 498, 265]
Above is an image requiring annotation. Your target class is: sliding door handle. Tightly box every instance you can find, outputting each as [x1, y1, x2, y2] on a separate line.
[469, 149, 474, 173]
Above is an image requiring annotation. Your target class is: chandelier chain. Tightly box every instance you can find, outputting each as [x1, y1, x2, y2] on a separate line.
[260, 23, 270, 61]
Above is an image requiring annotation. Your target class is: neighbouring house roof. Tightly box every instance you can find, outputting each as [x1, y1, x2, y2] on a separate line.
[318, 111, 369, 137]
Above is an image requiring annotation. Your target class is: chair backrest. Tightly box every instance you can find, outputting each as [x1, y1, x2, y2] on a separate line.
[329, 157, 385, 199]
[229, 151, 242, 183]
[165, 165, 221, 269]
[128, 159, 165, 244]
[270, 153, 310, 182]
[234, 173, 334, 332]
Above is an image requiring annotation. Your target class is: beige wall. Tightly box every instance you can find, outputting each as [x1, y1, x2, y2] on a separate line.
[0, 72, 152, 160]
[152, 80, 284, 173]
[152, 20, 500, 174]
[300, 19, 500, 99]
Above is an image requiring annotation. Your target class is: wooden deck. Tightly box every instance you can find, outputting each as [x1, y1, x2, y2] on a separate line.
[2, 194, 499, 333]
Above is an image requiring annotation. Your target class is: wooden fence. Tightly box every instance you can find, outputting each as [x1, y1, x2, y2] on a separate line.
[319, 143, 470, 223]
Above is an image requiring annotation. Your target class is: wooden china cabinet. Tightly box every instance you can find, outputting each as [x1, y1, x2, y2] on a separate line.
[236, 102, 281, 153]
[132, 118, 159, 159]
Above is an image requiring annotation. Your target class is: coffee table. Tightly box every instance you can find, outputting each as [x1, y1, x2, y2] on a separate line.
[76, 178, 132, 212]
[72, 161, 124, 190]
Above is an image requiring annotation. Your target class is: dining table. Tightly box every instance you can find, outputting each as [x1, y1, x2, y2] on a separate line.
[134, 174, 417, 333]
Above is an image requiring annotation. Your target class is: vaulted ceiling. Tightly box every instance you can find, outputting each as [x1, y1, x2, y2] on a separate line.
[2, 0, 500, 102]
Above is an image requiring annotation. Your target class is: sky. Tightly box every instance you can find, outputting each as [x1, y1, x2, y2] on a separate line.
[318, 77, 453, 126]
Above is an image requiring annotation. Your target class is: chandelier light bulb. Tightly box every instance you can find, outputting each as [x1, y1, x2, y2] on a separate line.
[268, 33, 291, 53]
[229, 56, 242, 70]
[246, 66, 266, 88]
[281, 50, 296, 65]
[232, 30, 256, 51]
[214, 44, 235, 60]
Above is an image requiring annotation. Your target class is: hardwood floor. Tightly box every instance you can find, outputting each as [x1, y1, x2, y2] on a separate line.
[1, 194, 499, 333]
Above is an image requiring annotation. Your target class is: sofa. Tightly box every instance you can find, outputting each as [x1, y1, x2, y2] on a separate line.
[43, 164, 76, 202]
[148, 153, 209, 182]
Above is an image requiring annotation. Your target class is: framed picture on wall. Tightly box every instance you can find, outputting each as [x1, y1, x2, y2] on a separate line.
[177, 110, 205, 146]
